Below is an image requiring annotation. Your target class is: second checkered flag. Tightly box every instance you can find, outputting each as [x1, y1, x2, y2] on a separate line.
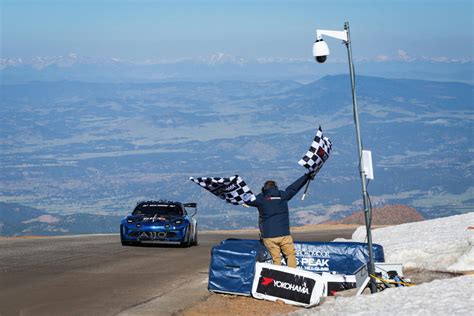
[190, 175, 256, 206]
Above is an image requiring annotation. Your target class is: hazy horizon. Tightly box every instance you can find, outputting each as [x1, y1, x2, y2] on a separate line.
[2, 0, 472, 62]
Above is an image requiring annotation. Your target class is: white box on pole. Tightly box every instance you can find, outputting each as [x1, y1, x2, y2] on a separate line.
[362, 150, 374, 180]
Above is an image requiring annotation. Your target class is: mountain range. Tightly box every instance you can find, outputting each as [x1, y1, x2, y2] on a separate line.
[1, 53, 472, 83]
[0, 202, 120, 236]
[0, 74, 472, 234]
[0, 202, 425, 237]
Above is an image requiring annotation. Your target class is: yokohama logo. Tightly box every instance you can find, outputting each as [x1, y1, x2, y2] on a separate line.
[261, 277, 309, 294]
[261, 277, 274, 286]
[273, 280, 309, 294]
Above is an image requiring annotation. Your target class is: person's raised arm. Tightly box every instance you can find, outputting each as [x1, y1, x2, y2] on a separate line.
[281, 173, 313, 201]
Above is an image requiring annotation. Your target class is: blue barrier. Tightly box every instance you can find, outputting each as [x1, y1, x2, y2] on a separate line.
[293, 241, 385, 274]
[208, 240, 271, 295]
[209, 239, 384, 296]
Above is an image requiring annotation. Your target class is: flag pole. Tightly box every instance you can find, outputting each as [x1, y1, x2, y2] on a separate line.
[301, 179, 311, 200]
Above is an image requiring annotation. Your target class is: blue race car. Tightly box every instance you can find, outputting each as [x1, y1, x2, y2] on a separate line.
[120, 200, 198, 247]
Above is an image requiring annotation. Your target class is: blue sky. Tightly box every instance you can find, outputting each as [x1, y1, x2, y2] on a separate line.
[1, 0, 473, 61]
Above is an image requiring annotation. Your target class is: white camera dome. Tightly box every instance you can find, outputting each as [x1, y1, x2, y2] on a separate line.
[312, 39, 330, 63]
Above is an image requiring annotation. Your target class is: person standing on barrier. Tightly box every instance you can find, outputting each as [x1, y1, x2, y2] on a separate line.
[246, 172, 315, 268]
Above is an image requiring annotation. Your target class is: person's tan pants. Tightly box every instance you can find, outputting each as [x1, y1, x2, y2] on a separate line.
[262, 235, 296, 268]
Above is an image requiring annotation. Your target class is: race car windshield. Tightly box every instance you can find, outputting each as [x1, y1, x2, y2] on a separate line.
[133, 204, 183, 216]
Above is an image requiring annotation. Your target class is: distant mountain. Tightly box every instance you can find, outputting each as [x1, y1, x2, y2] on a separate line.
[0, 202, 425, 237]
[0, 202, 48, 235]
[336, 205, 425, 226]
[0, 202, 121, 236]
[0, 75, 472, 233]
[1, 53, 472, 83]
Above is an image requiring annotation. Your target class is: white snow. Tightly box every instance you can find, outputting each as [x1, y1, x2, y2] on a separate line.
[22, 214, 60, 224]
[344, 212, 474, 273]
[448, 225, 474, 274]
[292, 275, 474, 316]
[291, 213, 474, 315]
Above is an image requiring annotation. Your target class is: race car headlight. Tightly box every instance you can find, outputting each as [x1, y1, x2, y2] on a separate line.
[136, 223, 141, 228]
[174, 219, 183, 224]
[127, 219, 134, 223]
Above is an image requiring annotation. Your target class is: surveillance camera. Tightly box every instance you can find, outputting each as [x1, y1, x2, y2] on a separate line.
[312, 39, 330, 63]
[315, 55, 327, 63]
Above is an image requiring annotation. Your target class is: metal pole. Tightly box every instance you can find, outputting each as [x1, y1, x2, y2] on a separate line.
[344, 21, 377, 293]
[301, 179, 311, 200]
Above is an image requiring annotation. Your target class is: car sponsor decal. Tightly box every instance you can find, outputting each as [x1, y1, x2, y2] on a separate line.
[142, 215, 167, 222]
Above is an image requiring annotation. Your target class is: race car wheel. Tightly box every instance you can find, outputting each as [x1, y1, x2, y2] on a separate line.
[121, 239, 130, 246]
[192, 227, 198, 246]
[181, 226, 192, 248]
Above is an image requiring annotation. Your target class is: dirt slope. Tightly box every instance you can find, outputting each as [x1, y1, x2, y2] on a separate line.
[338, 204, 424, 225]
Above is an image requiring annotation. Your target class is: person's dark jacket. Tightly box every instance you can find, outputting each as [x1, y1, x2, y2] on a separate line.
[246, 174, 310, 238]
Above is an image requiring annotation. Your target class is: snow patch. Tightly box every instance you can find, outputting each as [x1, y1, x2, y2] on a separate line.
[292, 275, 474, 316]
[23, 215, 60, 224]
[349, 213, 474, 273]
[291, 214, 474, 315]
[448, 227, 474, 274]
[425, 119, 450, 125]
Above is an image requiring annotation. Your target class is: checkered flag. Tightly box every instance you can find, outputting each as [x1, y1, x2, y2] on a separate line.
[190, 175, 256, 206]
[298, 126, 333, 174]
[298, 126, 332, 200]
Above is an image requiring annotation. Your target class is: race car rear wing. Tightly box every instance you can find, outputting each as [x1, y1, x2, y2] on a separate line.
[183, 203, 197, 216]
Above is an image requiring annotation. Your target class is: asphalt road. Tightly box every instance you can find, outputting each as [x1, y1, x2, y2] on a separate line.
[0, 228, 355, 316]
